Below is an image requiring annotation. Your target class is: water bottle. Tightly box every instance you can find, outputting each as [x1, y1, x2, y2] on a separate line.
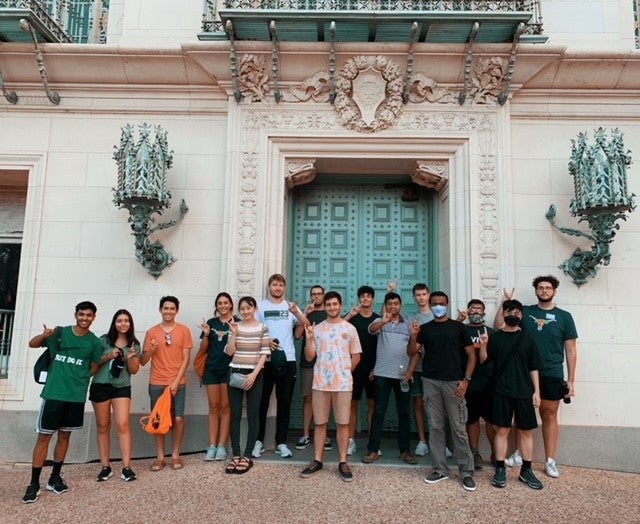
[399, 364, 410, 393]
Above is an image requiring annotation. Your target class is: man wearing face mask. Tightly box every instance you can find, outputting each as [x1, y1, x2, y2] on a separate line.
[409, 291, 477, 491]
[458, 299, 496, 470]
[480, 300, 544, 490]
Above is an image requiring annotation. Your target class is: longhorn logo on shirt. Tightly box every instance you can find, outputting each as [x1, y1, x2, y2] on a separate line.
[529, 316, 556, 331]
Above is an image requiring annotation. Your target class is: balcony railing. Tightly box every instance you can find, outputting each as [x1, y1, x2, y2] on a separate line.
[0, 0, 107, 43]
[0, 310, 14, 379]
[202, 0, 543, 36]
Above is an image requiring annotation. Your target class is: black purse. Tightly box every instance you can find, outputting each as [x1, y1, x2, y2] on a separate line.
[33, 327, 62, 384]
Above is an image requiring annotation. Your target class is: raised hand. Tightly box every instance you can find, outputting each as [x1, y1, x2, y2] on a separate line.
[478, 326, 489, 345]
[228, 318, 238, 336]
[305, 323, 315, 340]
[127, 343, 137, 359]
[503, 287, 516, 301]
[349, 305, 361, 316]
[457, 309, 468, 322]
[200, 318, 211, 336]
[42, 324, 54, 338]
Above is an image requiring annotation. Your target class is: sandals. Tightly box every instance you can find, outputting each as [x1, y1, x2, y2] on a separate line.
[171, 458, 184, 470]
[150, 460, 166, 472]
[225, 456, 241, 474]
[232, 456, 253, 474]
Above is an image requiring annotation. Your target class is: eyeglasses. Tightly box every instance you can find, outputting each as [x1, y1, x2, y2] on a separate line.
[164, 333, 172, 346]
[536, 286, 554, 291]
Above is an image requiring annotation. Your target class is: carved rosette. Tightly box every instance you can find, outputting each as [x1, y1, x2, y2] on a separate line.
[334, 56, 404, 133]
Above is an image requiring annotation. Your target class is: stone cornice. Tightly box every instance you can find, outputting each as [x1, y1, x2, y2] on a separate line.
[1, 41, 639, 96]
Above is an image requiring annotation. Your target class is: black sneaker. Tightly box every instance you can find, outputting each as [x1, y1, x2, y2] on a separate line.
[300, 459, 323, 478]
[473, 451, 484, 470]
[519, 468, 543, 490]
[424, 471, 449, 484]
[47, 475, 68, 494]
[121, 467, 137, 482]
[462, 475, 476, 492]
[338, 462, 353, 483]
[324, 438, 333, 451]
[96, 466, 113, 482]
[492, 467, 507, 488]
[22, 482, 40, 504]
[295, 436, 312, 449]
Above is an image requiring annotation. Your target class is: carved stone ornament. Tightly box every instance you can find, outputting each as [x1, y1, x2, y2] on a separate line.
[411, 161, 449, 191]
[468, 57, 507, 106]
[281, 72, 331, 103]
[285, 159, 317, 189]
[334, 56, 404, 133]
[238, 54, 270, 104]
[407, 74, 456, 104]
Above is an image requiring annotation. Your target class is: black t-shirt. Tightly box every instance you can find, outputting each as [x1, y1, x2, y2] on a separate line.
[300, 310, 328, 368]
[486, 330, 543, 398]
[417, 319, 473, 381]
[348, 312, 380, 371]
[465, 324, 495, 391]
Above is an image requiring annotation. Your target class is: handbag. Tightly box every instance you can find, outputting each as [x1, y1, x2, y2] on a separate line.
[140, 386, 173, 434]
[193, 349, 207, 380]
[228, 372, 249, 390]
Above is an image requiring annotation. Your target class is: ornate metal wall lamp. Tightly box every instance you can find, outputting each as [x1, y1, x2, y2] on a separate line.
[112, 124, 189, 278]
[19, 18, 60, 105]
[546, 128, 636, 286]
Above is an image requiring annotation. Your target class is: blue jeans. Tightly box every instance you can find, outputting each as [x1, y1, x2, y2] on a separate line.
[366, 375, 411, 453]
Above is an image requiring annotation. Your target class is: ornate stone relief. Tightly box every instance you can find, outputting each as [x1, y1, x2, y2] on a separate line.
[238, 54, 270, 104]
[407, 74, 456, 104]
[281, 72, 331, 103]
[285, 159, 317, 189]
[467, 57, 507, 106]
[232, 107, 501, 303]
[411, 161, 449, 192]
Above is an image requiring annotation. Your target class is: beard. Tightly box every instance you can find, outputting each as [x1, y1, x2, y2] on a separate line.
[538, 295, 553, 303]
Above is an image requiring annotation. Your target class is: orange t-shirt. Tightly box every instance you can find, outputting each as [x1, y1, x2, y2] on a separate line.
[143, 323, 194, 385]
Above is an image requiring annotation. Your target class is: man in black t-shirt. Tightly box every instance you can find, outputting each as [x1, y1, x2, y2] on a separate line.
[344, 285, 380, 456]
[480, 300, 543, 490]
[410, 291, 476, 491]
[294, 285, 328, 450]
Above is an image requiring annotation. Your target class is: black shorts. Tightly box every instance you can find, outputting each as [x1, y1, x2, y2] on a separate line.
[89, 382, 132, 403]
[37, 399, 85, 434]
[492, 392, 538, 431]
[465, 388, 493, 425]
[352, 365, 375, 401]
[539, 376, 564, 401]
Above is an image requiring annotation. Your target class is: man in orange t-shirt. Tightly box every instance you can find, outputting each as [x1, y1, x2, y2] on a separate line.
[141, 296, 193, 471]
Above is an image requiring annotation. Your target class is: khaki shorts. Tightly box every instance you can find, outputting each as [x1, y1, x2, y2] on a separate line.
[312, 390, 352, 425]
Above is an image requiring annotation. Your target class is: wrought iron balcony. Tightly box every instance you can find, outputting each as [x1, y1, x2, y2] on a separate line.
[0, 0, 106, 43]
[200, 0, 545, 43]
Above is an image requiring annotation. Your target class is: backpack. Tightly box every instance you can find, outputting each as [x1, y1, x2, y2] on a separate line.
[140, 387, 173, 434]
[33, 327, 62, 384]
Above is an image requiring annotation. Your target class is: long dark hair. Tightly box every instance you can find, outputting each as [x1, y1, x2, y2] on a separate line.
[214, 292, 234, 316]
[105, 309, 140, 347]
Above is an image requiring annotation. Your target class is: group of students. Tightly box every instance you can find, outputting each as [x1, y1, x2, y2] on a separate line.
[22, 273, 577, 502]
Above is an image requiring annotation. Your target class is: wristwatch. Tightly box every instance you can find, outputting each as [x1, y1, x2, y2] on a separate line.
[464, 375, 472, 382]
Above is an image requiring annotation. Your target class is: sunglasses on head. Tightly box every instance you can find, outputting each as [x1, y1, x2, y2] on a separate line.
[165, 333, 172, 346]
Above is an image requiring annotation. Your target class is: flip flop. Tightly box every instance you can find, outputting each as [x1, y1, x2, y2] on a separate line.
[150, 460, 166, 472]
[171, 458, 184, 470]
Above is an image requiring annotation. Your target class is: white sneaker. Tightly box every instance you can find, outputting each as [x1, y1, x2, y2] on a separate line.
[204, 445, 217, 461]
[505, 450, 523, 468]
[276, 443, 293, 458]
[415, 441, 429, 456]
[347, 438, 357, 456]
[445, 447, 453, 458]
[251, 440, 265, 458]
[545, 457, 560, 478]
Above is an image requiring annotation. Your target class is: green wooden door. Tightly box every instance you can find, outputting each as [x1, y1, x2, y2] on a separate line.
[288, 182, 437, 432]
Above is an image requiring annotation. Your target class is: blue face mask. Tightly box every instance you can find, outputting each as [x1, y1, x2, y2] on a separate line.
[431, 305, 448, 318]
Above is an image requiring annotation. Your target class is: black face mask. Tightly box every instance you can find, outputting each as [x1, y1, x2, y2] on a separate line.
[504, 315, 520, 327]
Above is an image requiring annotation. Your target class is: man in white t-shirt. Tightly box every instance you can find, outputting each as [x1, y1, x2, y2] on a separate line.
[253, 273, 308, 459]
